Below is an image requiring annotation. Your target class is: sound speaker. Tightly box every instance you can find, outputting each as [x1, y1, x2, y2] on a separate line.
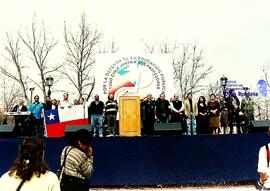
[154, 122, 182, 135]
[250, 120, 270, 133]
[65, 124, 92, 137]
[0, 124, 15, 137]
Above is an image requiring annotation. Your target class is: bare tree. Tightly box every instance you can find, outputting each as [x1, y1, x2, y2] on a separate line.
[176, 44, 212, 99]
[1, 32, 28, 101]
[252, 96, 270, 120]
[98, 39, 119, 54]
[142, 39, 213, 99]
[207, 80, 222, 97]
[256, 65, 270, 120]
[20, 19, 58, 99]
[200, 80, 222, 101]
[0, 74, 22, 124]
[141, 38, 179, 54]
[262, 65, 270, 88]
[62, 13, 102, 98]
[0, 76, 20, 112]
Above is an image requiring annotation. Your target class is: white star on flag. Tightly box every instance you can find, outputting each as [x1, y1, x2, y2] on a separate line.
[47, 113, 55, 120]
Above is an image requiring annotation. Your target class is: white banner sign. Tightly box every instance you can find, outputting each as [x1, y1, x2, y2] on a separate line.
[95, 54, 174, 101]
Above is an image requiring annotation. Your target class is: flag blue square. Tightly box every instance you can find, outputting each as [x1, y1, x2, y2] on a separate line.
[45, 109, 60, 124]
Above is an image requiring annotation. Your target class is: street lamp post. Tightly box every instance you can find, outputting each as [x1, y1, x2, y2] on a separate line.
[220, 75, 228, 97]
[45, 75, 54, 97]
[29, 87, 35, 103]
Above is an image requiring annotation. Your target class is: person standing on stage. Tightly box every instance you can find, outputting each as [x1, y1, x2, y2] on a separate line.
[226, 89, 240, 134]
[240, 87, 255, 133]
[155, 93, 170, 123]
[169, 94, 184, 133]
[184, 93, 198, 135]
[141, 93, 156, 136]
[88, 94, 105, 137]
[196, 96, 209, 134]
[219, 95, 229, 134]
[78, 97, 85, 105]
[59, 93, 73, 109]
[28, 95, 44, 137]
[170, 94, 183, 122]
[43, 96, 52, 110]
[105, 93, 118, 137]
[208, 94, 220, 135]
[12, 99, 28, 136]
[51, 99, 58, 110]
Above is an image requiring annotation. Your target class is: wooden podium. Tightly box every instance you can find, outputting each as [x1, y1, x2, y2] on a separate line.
[119, 96, 141, 136]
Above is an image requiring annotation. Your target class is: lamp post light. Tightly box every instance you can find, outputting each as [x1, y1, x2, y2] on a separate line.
[220, 75, 228, 97]
[45, 75, 54, 97]
[29, 87, 35, 103]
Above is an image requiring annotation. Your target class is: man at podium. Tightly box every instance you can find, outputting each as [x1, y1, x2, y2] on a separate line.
[12, 99, 28, 136]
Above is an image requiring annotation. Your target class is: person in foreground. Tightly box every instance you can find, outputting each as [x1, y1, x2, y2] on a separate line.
[59, 129, 93, 191]
[0, 137, 60, 191]
[257, 128, 270, 191]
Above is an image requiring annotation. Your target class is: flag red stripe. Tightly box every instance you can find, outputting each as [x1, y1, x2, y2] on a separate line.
[46, 118, 88, 137]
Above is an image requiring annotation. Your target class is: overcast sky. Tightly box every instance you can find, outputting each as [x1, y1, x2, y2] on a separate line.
[1, 0, 270, 98]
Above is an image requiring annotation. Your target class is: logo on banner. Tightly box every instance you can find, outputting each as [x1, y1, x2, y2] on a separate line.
[257, 79, 267, 97]
[102, 56, 167, 98]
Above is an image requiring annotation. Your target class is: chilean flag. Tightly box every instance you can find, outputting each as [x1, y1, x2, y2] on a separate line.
[44, 105, 88, 137]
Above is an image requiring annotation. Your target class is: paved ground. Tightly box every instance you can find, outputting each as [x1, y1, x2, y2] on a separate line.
[90, 185, 257, 191]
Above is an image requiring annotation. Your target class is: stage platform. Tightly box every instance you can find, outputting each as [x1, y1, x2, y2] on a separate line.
[0, 133, 268, 187]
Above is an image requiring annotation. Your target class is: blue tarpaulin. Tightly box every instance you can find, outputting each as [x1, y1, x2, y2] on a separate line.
[0, 133, 269, 186]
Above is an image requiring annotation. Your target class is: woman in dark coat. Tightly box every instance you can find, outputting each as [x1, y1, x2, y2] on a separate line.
[208, 94, 220, 135]
[196, 96, 209, 134]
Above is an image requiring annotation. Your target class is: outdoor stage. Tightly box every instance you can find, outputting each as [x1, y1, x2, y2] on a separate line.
[0, 133, 268, 187]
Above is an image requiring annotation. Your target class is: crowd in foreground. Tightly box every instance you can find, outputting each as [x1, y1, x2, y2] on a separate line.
[0, 129, 93, 191]
[0, 124, 268, 191]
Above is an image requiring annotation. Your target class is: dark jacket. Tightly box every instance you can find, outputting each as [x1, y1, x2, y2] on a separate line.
[155, 98, 170, 119]
[12, 105, 28, 112]
[88, 101, 104, 115]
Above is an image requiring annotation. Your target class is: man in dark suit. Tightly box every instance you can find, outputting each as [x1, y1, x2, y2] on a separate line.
[12, 99, 28, 136]
[155, 93, 170, 123]
[141, 94, 155, 136]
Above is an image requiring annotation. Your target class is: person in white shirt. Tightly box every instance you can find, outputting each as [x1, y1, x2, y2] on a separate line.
[257, 129, 270, 190]
[59, 93, 73, 109]
[169, 94, 184, 122]
[0, 137, 60, 191]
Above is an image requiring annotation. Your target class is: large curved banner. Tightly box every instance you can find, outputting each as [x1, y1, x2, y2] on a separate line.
[95, 54, 174, 101]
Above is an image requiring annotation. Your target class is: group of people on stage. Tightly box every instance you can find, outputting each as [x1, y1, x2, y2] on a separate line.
[8, 87, 255, 138]
[87, 93, 118, 137]
[11, 93, 83, 137]
[141, 89, 255, 136]
[10, 92, 119, 138]
[12, 95, 45, 137]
